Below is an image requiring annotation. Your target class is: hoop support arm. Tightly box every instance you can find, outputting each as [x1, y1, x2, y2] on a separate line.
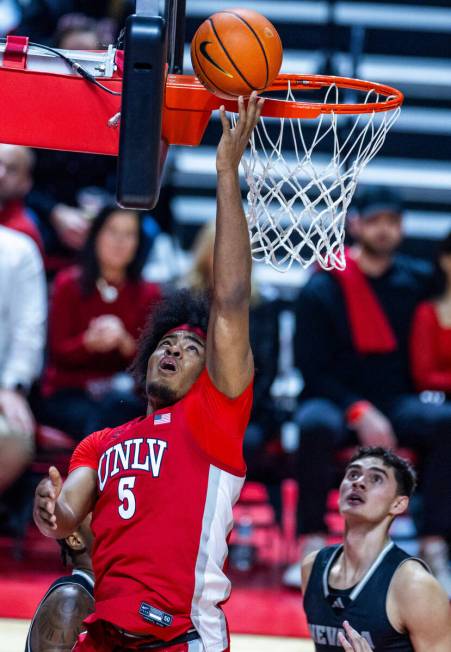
[0, 66, 403, 156]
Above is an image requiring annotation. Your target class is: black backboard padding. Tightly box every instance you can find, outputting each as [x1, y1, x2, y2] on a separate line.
[116, 14, 167, 208]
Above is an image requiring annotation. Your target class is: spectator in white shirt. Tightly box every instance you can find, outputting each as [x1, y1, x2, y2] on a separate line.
[0, 226, 46, 495]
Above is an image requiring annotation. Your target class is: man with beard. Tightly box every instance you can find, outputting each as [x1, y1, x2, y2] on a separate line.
[283, 188, 451, 595]
[32, 94, 262, 652]
[302, 447, 451, 651]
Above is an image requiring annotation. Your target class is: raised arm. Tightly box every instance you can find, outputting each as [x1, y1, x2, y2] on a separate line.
[207, 92, 264, 398]
[33, 466, 97, 539]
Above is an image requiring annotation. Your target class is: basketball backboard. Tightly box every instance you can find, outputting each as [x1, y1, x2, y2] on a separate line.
[116, 0, 186, 209]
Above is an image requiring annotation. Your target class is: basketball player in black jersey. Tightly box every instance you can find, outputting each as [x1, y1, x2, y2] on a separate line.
[302, 447, 451, 651]
[25, 515, 94, 652]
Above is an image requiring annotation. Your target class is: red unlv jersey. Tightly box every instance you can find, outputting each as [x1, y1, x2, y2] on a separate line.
[69, 369, 252, 652]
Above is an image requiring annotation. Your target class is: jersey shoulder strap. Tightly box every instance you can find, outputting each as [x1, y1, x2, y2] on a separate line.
[304, 545, 341, 601]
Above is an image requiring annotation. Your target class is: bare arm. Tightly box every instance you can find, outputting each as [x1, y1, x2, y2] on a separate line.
[207, 93, 264, 398]
[301, 550, 319, 594]
[390, 561, 451, 652]
[33, 466, 97, 539]
[29, 584, 94, 652]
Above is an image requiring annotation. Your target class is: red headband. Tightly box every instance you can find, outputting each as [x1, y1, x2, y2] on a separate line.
[165, 324, 207, 340]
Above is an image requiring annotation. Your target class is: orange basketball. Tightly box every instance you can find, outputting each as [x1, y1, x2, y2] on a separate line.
[190, 8, 283, 100]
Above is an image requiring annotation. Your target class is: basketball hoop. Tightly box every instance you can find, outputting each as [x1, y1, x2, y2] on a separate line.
[231, 74, 404, 271]
[0, 48, 402, 251]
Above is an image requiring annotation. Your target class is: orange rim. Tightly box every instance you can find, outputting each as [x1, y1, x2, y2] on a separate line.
[262, 73, 404, 117]
[165, 73, 403, 119]
[162, 73, 403, 145]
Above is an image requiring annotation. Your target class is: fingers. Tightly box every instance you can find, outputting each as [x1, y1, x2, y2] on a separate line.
[236, 92, 264, 136]
[338, 632, 353, 650]
[35, 504, 57, 527]
[219, 105, 231, 135]
[49, 466, 63, 495]
[34, 476, 59, 531]
[341, 621, 370, 652]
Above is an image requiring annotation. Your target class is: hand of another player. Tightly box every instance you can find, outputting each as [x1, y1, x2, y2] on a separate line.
[0, 388, 35, 436]
[338, 621, 373, 651]
[216, 92, 264, 172]
[354, 406, 397, 449]
[34, 466, 63, 535]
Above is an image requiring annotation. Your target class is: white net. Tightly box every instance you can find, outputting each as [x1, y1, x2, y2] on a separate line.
[233, 82, 401, 271]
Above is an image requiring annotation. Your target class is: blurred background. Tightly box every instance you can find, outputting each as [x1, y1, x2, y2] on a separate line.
[0, 1, 450, 649]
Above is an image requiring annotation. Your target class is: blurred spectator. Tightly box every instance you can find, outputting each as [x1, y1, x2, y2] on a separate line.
[54, 12, 100, 50]
[0, 0, 21, 35]
[13, 1, 115, 44]
[0, 226, 46, 499]
[286, 188, 451, 594]
[410, 231, 451, 394]
[17, 9, 117, 273]
[181, 221, 280, 473]
[34, 205, 161, 440]
[0, 144, 43, 255]
[27, 148, 117, 273]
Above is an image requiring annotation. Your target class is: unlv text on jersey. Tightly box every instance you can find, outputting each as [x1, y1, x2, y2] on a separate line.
[98, 438, 168, 490]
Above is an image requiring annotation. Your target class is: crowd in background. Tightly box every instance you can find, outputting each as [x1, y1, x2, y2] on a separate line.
[0, 0, 450, 599]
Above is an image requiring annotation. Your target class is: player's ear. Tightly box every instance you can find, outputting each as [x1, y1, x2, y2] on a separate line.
[390, 494, 409, 517]
[65, 531, 84, 551]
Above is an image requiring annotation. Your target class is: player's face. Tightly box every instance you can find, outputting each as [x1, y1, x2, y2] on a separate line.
[146, 331, 206, 406]
[353, 211, 403, 257]
[339, 457, 408, 524]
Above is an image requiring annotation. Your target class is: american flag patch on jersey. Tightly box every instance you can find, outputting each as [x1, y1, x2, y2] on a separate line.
[154, 413, 171, 425]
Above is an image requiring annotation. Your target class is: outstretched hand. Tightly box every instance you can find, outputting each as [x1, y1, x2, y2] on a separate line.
[338, 621, 373, 651]
[216, 92, 264, 172]
[33, 466, 63, 534]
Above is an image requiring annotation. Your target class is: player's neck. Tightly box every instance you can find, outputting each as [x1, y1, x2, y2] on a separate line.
[341, 522, 391, 583]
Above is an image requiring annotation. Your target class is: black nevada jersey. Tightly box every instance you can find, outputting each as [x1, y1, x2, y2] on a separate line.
[303, 541, 428, 651]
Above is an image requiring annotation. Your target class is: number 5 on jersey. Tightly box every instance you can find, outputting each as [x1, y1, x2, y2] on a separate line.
[118, 476, 136, 519]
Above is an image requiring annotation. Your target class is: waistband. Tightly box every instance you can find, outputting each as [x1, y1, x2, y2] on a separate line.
[111, 626, 200, 650]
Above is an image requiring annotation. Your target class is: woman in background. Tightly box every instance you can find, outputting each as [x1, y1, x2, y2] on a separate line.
[37, 205, 161, 439]
[410, 231, 451, 394]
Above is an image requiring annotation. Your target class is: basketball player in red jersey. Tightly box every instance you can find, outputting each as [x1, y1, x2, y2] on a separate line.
[32, 93, 264, 652]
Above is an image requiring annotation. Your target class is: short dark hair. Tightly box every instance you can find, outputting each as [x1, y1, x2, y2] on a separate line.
[353, 186, 403, 220]
[347, 447, 417, 498]
[57, 539, 78, 567]
[129, 288, 210, 394]
[79, 204, 150, 295]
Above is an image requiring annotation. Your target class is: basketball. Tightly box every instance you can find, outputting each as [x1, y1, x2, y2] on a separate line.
[190, 8, 283, 100]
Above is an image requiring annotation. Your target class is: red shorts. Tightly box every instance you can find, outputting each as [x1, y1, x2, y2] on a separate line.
[72, 621, 206, 652]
